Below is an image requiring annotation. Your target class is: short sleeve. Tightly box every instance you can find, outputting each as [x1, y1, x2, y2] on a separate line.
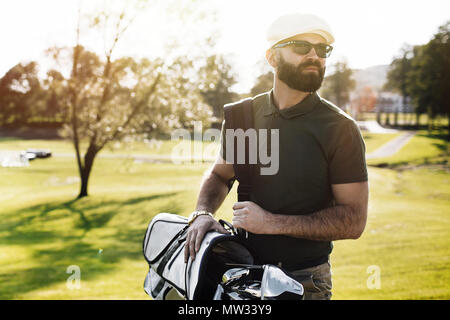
[219, 119, 227, 161]
[328, 120, 368, 184]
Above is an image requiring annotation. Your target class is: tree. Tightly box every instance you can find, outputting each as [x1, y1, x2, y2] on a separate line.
[384, 22, 449, 133]
[408, 22, 450, 132]
[42, 69, 67, 124]
[0, 61, 43, 126]
[250, 71, 273, 97]
[404, 45, 430, 126]
[66, 44, 163, 198]
[198, 54, 239, 119]
[320, 60, 355, 110]
[50, 1, 216, 198]
[384, 44, 413, 126]
[59, 4, 158, 198]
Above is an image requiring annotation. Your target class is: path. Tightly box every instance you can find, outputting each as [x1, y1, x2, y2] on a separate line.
[366, 131, 416, 159]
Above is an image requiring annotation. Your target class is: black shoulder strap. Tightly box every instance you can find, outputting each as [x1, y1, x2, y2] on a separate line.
[223, 98, 254, 202]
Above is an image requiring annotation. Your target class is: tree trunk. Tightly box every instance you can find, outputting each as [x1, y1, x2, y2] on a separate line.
[78, 170, 89, 199]
[385, 113, 390, 126]
[447, 112, 450, 141]
[448, 112, 450, 141]
[77, 144, 99, 199]
[427, 106, 433, 132]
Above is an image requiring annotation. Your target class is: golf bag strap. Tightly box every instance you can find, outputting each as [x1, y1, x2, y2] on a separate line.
[223, 98, 254, 202]
[153, 276, 166, 297]
[156, 226, 189, 276]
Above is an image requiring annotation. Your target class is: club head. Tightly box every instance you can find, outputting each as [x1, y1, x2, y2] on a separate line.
[260, 265, 304, 300]
[222, 268, 250, 287]
[213, 284, 224, 300]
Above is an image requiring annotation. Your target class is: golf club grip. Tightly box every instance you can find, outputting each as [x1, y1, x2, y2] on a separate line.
[218, 219, 236, 234]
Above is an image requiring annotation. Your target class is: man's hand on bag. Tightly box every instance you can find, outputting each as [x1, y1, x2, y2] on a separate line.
[232, 201, 273, 234]
[184, 215, 229, 263]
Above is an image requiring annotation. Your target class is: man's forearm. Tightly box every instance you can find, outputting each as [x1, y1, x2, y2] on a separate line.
[194, 171, 230, 215]
[268, 205, 367, 241]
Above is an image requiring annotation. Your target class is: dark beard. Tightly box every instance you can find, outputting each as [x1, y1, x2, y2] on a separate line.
[276, 55, 325, 92]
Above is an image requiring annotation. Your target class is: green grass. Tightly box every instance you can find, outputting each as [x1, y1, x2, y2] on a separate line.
[0, 136, 449, 300]
[0, 157, 231, 299]
[332, 166, 450, 299]
[367, 130, 449, 166]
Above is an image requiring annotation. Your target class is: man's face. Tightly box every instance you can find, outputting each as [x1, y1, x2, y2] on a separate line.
[272, 33, 327, 92]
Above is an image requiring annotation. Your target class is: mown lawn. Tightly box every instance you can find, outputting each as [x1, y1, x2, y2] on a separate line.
[0, 134, 448, 299]
[332, 166, 449, 299]
[0, 157, 219, 299]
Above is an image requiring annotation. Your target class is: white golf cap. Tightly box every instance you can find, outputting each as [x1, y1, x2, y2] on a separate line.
[266, 13, 335, 48]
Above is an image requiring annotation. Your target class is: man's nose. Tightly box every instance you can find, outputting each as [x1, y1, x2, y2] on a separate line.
[305, 46, 320, 59]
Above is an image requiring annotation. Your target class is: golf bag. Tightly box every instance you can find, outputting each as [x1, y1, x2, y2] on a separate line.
[143, 212, 304, 300]
[143, 212, 255, 300]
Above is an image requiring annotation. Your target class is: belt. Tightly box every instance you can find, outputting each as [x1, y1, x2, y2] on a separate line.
[281, 255, 329, 272]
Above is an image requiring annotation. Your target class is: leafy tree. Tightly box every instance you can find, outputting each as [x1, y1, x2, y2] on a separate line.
[404, 45, 430, 126]
[250, 71, 273, 97]
[384, 44, 413, 126]
[0, 62, 43, 125]
[384, 22, 449, 133]
[54, 3, 217, 198]
[53, 2, 212, 198]
[42, 69, 67, 124]
[408, 22, 450, 132]
[320, 60, 355, 110]
[198, 54, 239, 119]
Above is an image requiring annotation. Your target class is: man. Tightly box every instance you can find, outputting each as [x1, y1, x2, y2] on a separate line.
[184, 13, 369, 300]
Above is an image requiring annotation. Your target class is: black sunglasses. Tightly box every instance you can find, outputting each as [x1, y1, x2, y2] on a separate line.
[273, 40, 333, 58]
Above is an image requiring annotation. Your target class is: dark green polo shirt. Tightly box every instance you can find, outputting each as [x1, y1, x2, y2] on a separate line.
[220, 90, 368, 270]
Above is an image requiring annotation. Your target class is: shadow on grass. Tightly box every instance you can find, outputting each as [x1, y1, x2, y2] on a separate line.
[0, 191, 182, 299]
[1, 193, 179, 235]
[416, 130, 450, 143]
[0, 242, 116, 299]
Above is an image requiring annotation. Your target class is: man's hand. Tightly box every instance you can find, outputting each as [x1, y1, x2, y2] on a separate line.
[232, 201, 273, 234]
[184, 215, 229, 263]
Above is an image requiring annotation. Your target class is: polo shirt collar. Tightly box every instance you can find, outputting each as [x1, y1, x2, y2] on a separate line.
[264, 89, 320, 119]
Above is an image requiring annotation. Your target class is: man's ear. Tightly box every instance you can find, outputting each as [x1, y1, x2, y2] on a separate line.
[266, 48, 277, 68]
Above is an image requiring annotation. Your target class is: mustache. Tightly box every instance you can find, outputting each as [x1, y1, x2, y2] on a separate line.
[298, 60, 323, 71]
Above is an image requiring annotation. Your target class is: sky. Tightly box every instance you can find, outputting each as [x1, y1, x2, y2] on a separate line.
[0, 0, 449, 93]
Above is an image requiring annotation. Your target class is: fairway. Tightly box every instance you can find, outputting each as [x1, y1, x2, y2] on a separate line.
[0, 134, 449, 299]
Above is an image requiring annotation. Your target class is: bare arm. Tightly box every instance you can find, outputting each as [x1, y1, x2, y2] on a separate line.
[194, 155, 235, 213]
[184, 154, 235, 262]
[232, 181, 369, 241]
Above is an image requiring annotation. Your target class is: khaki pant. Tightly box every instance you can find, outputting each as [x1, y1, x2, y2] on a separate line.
[290, 261, 333, 300]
